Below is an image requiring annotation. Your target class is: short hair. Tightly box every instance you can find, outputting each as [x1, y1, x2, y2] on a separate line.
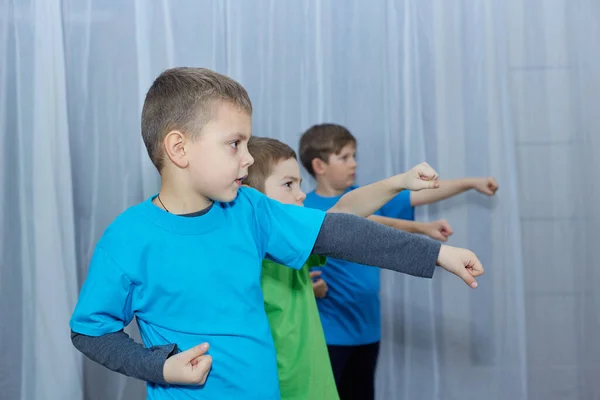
[245, 136, 297, 193]
[298, 123, 356, 177]
[141, 67, 252, 171]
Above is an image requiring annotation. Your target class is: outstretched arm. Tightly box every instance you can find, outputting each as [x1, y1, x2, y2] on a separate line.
[312, 213, 483, 288]
[328, 162, 439, 217]
[369, 215, 454, 242]
[410, 177, 498, 206]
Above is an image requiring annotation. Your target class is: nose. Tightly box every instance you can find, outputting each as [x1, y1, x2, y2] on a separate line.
[243, 149, 254, 168]
[349, 157, 358, 168]
[297, 190, 307, 203]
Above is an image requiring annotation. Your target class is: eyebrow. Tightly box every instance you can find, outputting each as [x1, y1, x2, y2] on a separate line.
[283, 175, 302, 183]
[228, 132, 250, 141]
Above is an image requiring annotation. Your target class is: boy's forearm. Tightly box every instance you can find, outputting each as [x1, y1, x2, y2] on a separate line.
[313, 213, 441, 278]
[71, 330, 175, 384]
[327, 174, 406, 217]
[410, 178, 475, 206]
[368, 215, 425, 234]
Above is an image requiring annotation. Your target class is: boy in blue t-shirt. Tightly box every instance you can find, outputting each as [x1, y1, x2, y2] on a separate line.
[70, 68, 485, 400]
[299, 123, 499, 400]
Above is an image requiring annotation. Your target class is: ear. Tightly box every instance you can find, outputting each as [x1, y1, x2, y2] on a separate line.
[163, 130, 188, 168]
[311, 157, 328, 176]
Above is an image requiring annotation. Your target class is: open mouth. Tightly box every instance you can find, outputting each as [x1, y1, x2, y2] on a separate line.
[235, 175, 247, 186]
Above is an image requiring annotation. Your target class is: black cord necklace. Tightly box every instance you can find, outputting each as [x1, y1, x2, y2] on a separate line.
[157, 194, 170, 213]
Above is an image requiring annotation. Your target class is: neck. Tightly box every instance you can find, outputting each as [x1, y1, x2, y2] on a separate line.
[153, 179, 213, 214]
[315, 181, 347, 197]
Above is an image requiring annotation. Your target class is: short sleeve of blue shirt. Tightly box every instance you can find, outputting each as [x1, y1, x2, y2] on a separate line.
[378, 190, 415, 221]
[70, 246, 134, 336]
[242, 187, 326, 270]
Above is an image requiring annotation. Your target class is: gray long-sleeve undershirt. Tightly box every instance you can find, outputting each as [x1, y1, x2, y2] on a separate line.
[71, 212, 441, 384]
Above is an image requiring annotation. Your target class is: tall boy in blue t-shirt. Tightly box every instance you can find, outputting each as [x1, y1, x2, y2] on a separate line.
[70, 69, 485, 400]
[300, 123, 498, 400]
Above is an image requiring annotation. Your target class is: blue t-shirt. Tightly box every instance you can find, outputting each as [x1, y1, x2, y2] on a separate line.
[70, 187, 326, 400]
[304, 187, 414, 346]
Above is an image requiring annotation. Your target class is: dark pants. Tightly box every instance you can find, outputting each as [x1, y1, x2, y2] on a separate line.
[327, 341, 380, 400]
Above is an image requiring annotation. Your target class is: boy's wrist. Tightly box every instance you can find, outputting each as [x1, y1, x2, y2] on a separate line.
[390, 173, 410, 192]
[464, 178, 478, 189]
[413, 221, 427, 235]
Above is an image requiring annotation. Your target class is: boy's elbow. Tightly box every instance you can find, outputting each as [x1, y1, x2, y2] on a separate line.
[71, 330, 83, 349]
[71, 329, 95, 354]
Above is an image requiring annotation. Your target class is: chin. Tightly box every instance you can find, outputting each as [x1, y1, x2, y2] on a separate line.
[213, 187, 240, 203]
[338, 182, 352, 191]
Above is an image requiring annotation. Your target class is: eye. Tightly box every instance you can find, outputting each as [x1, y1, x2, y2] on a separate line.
[283, 181, 293, 188]
[230, 140, 240, 149]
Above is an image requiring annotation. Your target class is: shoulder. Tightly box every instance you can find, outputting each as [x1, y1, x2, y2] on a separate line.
[96, 202, 153, 255]
[305, 189, 317, 198]
[233, 186, 291, 215]
[392, 189, 412, 206]
[303, 189, 319, 205]
[226, 186, 270, 220]
[235, 186, 267, 205]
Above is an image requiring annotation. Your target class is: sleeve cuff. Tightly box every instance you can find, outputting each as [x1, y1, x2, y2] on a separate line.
[419, 240, 442, 278]
[147, 343, 178, 385]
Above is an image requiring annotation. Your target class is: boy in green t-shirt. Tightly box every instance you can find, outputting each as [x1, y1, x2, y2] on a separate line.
[245, 137, 453, 400]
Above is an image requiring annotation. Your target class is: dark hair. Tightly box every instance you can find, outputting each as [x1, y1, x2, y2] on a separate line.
[141, 67, 252, 171]
[298, 123, 356, 177]
[245, 137, 297, 193]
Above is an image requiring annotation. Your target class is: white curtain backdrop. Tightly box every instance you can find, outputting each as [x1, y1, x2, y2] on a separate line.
[1, 1, 598, 399]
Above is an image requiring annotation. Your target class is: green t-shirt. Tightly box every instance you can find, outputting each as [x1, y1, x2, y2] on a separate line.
[262, 255, 339, 400]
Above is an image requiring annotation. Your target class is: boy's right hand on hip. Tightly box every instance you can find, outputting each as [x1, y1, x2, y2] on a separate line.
[436, 245, 484, 288]
[163, 342, 212, 385]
